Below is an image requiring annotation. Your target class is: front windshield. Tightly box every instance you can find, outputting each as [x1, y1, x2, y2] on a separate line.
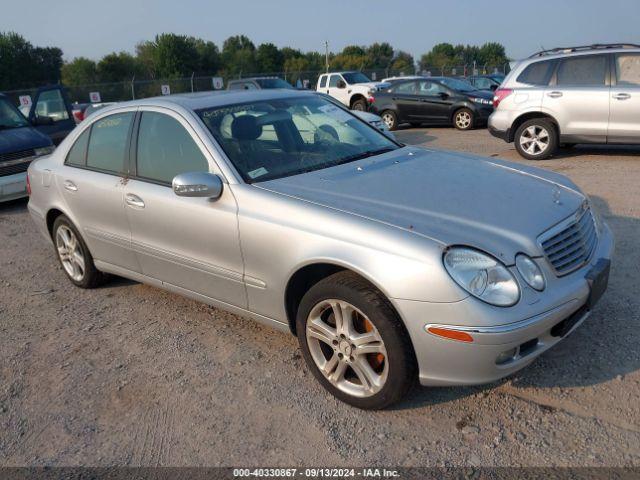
[342, 72, 371, 84]
[198, 95, 398, 183]
[438, 77, 476, 92]
[0, 98, 30, 129]
[256, 78, 294, 89]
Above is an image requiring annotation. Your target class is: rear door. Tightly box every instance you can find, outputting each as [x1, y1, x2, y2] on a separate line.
[542, 54, 610, 142]
[608, 52, 640, 143]
[388, 81, 420, 121]
[57, 110, 139, 271]
[28, 86, 75, 145]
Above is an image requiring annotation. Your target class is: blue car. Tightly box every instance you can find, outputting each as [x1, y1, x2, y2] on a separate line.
[0, 93, 55, 202]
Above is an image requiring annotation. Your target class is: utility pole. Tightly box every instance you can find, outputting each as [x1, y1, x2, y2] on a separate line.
[325, 41, 329, 73]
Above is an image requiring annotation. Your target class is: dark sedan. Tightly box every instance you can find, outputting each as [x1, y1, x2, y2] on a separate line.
[369, 77, 494, 131]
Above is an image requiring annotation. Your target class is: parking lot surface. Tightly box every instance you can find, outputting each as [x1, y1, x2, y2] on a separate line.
[1, 127, 639, 467]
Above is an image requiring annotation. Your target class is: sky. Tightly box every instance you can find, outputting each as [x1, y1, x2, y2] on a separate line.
[3, 0, 639, 62]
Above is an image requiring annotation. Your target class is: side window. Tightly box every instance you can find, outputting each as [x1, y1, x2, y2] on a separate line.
[615, 54, 640, 86]
[393, 81, 417, 94]
[228, 82, 242, 90]
[319, 75, 327, 88]
[417, 81, 446, 95]
[65, 128, 90, 166]
[328, 75, 341, 87]
[86, 112, 134, 173]
[556, 55, 607, 86]
[34, 89, 69, 122]
[136, 112, 209, 184]
[517, 60, 554, 86]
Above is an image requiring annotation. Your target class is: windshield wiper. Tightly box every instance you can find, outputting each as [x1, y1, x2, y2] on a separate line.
[0, 124, 24, 130]
[333, 147, 396, 166]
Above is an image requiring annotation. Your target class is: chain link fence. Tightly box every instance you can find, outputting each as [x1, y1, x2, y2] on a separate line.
[2, 64, 510, 106]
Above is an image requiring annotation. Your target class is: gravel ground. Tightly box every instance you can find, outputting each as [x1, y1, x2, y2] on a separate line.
[1, 127, 639, 467]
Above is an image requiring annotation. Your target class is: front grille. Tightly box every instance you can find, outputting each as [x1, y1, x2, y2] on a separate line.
[0, 149, 35, 163]
[0, 160, 31, 177]
[540, 205, 597, 276]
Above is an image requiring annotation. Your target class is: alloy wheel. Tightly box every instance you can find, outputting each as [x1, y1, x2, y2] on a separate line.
[56, 225, 85, 282]
[455, 111, 472, 129]
[381, 112, 395, 129]
[305, 299, 388, 398]
[519, 125, 550, 156]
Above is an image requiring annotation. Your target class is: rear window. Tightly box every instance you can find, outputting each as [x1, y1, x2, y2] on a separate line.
[615, 54, 640, 86]
[556, 55, 607, 86]
[86, 113, 133, 173]
[517, 60, 554, 85]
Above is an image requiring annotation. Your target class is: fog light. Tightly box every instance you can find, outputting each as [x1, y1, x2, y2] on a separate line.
[496, 347, 518, 365]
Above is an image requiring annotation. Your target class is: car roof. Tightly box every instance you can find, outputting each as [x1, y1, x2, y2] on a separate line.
[523, 47, 640, 62]
[107, 89, 315, 112]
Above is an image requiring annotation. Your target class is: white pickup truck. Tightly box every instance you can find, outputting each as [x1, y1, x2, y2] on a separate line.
[316, 71, 390, 111]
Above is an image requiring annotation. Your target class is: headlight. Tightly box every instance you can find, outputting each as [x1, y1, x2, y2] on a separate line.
[471, 97, 492, 105]
[444, 247, 520, 306]
[515, 254, 545, 291]
[34, 146, 54, 156]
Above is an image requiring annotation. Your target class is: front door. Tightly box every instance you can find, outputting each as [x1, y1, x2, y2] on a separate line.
[542, 54, 610, 142]
[414, 80, 454, 121]
[28, 86, 75, 145]
[124, 108, 247, 308]
[327, 74, 350, 106]
[58, 111, 140, 271]
[608, 52, 640, 143]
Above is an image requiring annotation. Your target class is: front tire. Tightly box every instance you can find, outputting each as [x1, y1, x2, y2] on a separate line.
[296, 271, 417, 410]
[515, 118, 558, 160]
[351, 98, 367, 111]
[381, 110, 398, 131]
[453, 108, 474, 130]
[53, 215, 106, 288]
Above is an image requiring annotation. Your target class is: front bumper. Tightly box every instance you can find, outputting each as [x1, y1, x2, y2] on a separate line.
[0, 172, 28, 202]
[393, 222, 614, 387]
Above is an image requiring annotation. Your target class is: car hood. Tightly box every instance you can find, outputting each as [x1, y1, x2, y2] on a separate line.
[258, 147, 586, 262]
[0, 126, 52, 155]
[465, 89, 494, 100]
[356, 81, 391, 91]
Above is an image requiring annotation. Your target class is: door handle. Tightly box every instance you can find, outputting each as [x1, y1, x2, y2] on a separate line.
[63, 180, 77, 192]
[125, 193, 145, 209]
[547, 91, 563, 98]
[613, 93, 631, 100]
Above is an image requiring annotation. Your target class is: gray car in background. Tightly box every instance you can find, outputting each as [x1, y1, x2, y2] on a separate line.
[27, 90, 613, 409]
[489, 43, 640, 159]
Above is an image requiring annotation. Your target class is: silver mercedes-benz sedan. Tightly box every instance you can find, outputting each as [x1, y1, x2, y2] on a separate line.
[27, 89, 613, 409]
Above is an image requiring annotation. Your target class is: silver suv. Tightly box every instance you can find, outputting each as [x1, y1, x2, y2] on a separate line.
[489, 43, 640, 159]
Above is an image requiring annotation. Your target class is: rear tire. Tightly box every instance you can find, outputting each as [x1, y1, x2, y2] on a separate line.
[296, 271, 417, 410]
[52, 215, 107, 289]
[380, 110, 398, 131]
[453, 108, 474, 130]
[514, 118, 558, 160]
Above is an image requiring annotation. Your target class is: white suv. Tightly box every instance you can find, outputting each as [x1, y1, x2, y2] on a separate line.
[489, 43, 640, 159]
[316, 71, 390, 111]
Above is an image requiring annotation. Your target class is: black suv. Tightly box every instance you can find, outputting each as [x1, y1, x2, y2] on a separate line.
[369, 77, 494, 131]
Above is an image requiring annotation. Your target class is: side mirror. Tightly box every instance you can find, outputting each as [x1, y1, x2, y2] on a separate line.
[337, 80, 346, 89]
[438, 92, 450, 99]
[172, 172, 223, 199]
[490, 84, 498, 91]
[34, 115, 54, 126]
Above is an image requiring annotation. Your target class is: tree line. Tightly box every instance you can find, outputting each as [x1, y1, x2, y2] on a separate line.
[0, 31, 509, 91]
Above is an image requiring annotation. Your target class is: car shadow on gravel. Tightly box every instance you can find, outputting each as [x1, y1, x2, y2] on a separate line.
[553, 144, 640, 159]
[0, 197, 28, 215]
[392, 195, 640, 410]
